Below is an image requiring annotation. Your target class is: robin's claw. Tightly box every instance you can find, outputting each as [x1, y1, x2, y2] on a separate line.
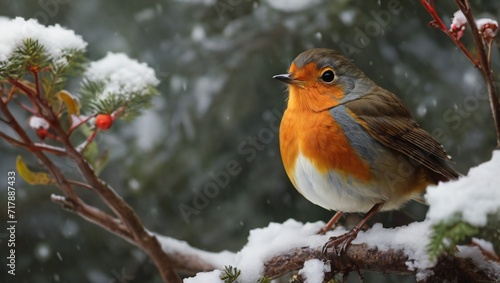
[322, 230, 358, 257]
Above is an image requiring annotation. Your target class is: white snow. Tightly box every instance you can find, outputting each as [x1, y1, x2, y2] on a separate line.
[29, 116, 50, 129]
[472, 238, 496, 256]
[83, 52, 159, 101]
[451, 10, 467, 28]
[457, 245, 500, 277]
[340, 10, 356, 25]
[299, 259, 330, 283]
[0, 17, 87, 67]
[476, 18, 498, 37]
[265, 0, 320, 12]
[155, 234, 236, 269]
[235, 219, 334, 282]
[184, 270, 222, 283]
[426, 151, 500, 226]
[173, 219, 439, 282]
[175, 151, 500, 282]
[191, 25, 206, 42]
[476, 19, 498, 30]
[355, 221, 435, 280]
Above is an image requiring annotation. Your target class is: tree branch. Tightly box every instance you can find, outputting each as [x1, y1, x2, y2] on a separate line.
[263, 245, 497, 282]
[0, 131, 67, 155]
[420, 0, 479, 67]
[57, 140, 181, 282]
[51, 194, 134, 244]
[1, 86, 181, 282]
[454, 0, 500, 147]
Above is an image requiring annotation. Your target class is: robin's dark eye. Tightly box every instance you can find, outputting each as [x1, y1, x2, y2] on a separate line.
[321, 70, 334, 82]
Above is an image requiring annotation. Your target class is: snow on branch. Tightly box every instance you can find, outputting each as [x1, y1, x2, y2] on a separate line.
[0, 16, 179, 283]
[181, 153, 500, 282]
[0, 17, 87, 73]
[426, 151, 500, 226]
[79, 52, 160, 121]
[175, 220, 498, 282]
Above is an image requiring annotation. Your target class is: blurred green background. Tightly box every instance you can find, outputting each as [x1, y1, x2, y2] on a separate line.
[1, 0, 499, 282]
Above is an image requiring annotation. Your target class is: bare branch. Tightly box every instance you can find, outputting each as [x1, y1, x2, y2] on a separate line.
[420, 0, 479, 67]
[66, 179, 97, 192]
[51, 194, 134, 244]
[454, 0, 500, 147]
[0, 132, 67, 156]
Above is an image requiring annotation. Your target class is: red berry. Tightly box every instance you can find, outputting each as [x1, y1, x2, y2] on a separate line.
[95, 114, 113, 130]
[30, 65, 40, 73]
[36, 128, 49, 140]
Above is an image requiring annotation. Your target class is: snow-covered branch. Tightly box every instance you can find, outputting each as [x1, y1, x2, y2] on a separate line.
[181, 153, 500, 282]
[1, 7, 499, 283]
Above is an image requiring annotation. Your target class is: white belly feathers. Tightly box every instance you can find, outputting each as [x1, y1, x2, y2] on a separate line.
[293, 152, 386, 213]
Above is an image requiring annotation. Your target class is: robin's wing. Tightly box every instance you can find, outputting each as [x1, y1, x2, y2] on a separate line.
[343, 89, 460, 182]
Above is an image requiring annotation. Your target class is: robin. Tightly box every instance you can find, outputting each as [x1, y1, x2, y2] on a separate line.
[273, 48, 459, 254]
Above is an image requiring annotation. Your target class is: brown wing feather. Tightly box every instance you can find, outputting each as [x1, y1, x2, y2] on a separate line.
[344, 89, 460, 182]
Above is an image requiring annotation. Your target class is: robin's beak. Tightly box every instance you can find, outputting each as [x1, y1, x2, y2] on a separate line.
[273, 73, 300, 85]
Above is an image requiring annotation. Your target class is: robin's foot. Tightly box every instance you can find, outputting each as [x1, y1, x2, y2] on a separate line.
[322, 204, 384, 256]
[322, 229, 360, 257]
[317, 227, 329, 235]
[317, 211, 344, 235]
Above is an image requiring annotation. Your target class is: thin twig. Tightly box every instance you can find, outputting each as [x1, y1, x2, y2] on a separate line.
[487, 39, 493, 64]
[51, 194, 134, 243]
[13, 97, 37, 114]
[420, 0, 479, 67]
[31, 69, 43, 97]
[77, 128, 98, 153]
[0, 131, 67, 156]
[5, 83, 17, 103]
[454, 0, 500, 147]
[7, 78, 40, 112]
[0, 100, 78, 200]
[68, 114, 94, 136]
[66, 179, 96, 192]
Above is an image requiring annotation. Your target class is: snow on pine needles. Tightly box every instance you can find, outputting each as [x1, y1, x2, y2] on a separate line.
[0, 17, 87, 67]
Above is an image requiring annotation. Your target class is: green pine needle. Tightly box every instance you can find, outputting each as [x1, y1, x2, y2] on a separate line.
[0, 38, 85, 81]
[0, 38, 46, 78]
[428, 214, 479, 259]
[79, 78, 157, 121]
[220, 266, 241, 283]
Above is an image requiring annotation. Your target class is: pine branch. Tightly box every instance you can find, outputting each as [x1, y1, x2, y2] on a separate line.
[1, 78, 181, 283]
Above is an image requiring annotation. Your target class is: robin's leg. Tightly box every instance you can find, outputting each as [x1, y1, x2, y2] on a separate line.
[322, 203, 385, 256]
[318, 211, 344, 235]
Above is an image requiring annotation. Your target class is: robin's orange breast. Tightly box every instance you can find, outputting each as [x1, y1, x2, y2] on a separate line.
[280, 108, 371, 184]
[280, 105, 386, 211]
[279, 104, 429, 212]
